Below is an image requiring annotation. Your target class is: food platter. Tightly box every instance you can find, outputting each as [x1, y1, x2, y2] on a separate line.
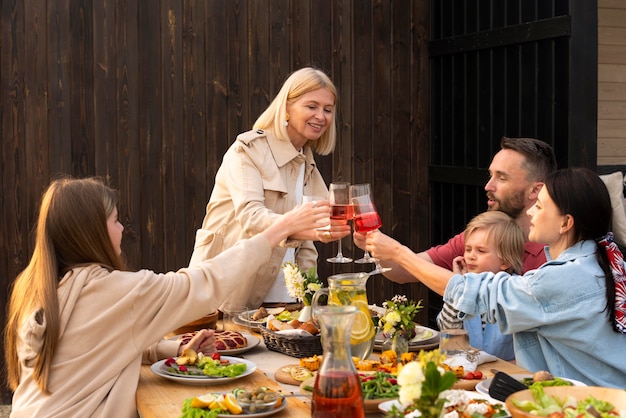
[235, 310, 268, 330]
[168, 332, 261, 355]
[475, 374, 587, 397]
[218, 332, 260, 355]
[235, 308, 298, 331]
[378, 390, 504, 416]
[150, 356, 256, 385]
[216, 398, 288, 418]
[374, 325, 440, 352]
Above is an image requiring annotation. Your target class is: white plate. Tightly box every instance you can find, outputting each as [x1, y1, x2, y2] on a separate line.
[378, 390, 503, 416]
[475, 374, 587, 397]
[151, 356, 257, 385]
[237, 310, 268, 328]
[375, 325, 439, 345]
[374, 325, 440, 352]
[216, 398, 288, 418]
[235, 310, 300, 331]
[168, 332, 261, 355]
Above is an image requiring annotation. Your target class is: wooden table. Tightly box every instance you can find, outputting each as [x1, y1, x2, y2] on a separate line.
[136, 333, 528, 417]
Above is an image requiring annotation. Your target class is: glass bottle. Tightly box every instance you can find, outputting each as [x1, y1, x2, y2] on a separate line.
[311, 272, 376, 360]
[311, 305, 365, 418]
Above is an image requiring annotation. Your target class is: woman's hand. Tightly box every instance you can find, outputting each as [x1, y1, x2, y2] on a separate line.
[177, 329, 215, 356]
[452, 256, 468, 274]
[264, 202, 331, 246]
[316, 217, 351, 244]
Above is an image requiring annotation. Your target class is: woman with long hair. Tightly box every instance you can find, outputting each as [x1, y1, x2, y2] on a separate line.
[5, 176, 327, 417]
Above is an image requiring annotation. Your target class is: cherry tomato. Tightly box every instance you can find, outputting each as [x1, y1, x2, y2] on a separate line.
[464, 372, 475, 380]
[211, 352, 221, 360]
[473, 370, 483, 379]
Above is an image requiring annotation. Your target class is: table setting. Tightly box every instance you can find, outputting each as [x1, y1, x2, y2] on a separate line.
[137, 300, 533, 418]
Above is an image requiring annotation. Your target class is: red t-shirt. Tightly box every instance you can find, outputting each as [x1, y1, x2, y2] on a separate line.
[426, 232, 546, 273]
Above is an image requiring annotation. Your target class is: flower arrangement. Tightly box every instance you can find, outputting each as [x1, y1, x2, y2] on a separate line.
[379, 295, 424, 338]
[386, 350, 457, 418]
[281, 262, 322, 306]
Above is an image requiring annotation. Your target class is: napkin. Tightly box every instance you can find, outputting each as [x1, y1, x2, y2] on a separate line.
[443, 350, 497, 372]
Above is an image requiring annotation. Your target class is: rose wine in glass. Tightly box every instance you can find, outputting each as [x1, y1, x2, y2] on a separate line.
[326, 182, 353, 263]
[350, 184, 391, 275]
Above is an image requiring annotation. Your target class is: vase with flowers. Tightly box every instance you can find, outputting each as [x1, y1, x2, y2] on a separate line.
[379, 295, 424, 355]
[282, 262, 322, 322]
[385, 350, 457, 418]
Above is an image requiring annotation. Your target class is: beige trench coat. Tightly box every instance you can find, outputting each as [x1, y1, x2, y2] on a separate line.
[189, 129, 329, 308]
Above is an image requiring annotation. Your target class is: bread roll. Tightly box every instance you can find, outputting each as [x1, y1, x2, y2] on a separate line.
[289, 319, 303, 328]
[298, 322, 319, 335]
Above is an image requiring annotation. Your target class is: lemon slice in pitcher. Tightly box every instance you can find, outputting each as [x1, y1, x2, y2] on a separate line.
[350, 304, 375, 345]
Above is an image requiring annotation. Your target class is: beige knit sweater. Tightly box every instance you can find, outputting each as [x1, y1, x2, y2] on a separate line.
[11, 235, 270, 417]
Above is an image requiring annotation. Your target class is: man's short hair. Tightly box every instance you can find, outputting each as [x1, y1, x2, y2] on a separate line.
[500, 137, 557, 182]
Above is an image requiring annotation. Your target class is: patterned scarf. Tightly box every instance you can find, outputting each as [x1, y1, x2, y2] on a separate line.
[597, 233, 626, 333]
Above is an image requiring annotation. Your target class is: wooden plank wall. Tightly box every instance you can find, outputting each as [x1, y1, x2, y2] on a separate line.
[598, 0, 626, 165]
[0, 1, 430, 401]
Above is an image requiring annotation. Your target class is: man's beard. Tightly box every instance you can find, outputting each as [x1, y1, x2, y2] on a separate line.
[486, 191, 526, 219]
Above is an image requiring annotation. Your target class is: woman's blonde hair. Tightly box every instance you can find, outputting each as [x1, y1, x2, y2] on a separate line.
[4, 177, 127, 393]
[253, 67, 337, 155]
[464, 211, 525, 274]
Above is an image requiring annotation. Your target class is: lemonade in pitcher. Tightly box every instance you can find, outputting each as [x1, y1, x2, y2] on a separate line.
[313, 273, 376, 360]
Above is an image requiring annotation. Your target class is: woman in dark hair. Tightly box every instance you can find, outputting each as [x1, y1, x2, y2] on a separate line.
[365, 168, 626, 387]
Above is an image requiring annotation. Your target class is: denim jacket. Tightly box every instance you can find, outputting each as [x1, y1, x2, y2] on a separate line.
[444, 240, 626, 387]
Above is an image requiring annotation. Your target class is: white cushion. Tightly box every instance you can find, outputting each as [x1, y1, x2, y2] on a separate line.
[600, 171, 626, 247]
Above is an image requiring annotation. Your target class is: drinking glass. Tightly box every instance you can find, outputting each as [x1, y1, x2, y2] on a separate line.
[326, 182, 353, 263]
[302, 196, 330, 231]
[349, 184, 391, 274]
[220, 303, 251, 335]
[439, 328, 471, 356]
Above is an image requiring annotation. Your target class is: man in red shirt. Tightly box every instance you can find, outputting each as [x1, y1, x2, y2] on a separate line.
[354, 137, 557, 283]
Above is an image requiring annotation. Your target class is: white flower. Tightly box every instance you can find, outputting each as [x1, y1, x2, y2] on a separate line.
[282, 262, 305, 300]
[386, 310, 401, 325]
[397, 361, 424, 386]
[399, 384, 422, 405]
[307, 282, 321, 293]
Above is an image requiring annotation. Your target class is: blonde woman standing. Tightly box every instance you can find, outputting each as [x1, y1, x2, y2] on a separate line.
[189, 67, 350, 308]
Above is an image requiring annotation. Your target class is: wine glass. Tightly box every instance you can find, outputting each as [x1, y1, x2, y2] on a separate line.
[326, 182, 353, 263]
[349, 184, 391, 274]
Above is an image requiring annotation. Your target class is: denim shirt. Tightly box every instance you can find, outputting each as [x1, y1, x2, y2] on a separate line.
[463, 317, 515, 361]
[444, 240, 626, 387]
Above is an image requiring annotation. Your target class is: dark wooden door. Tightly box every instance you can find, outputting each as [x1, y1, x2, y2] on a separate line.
[425, 0, 598, 324]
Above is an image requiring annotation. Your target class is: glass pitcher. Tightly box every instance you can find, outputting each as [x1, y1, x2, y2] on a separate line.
[311, 305, 365, 417]
[311, 272, 376, 360]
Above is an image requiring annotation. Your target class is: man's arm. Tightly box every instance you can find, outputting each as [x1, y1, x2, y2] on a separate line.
[354, 230, 451, 284]
[377, 251, 434, 283]
[364, 230, 454, 295]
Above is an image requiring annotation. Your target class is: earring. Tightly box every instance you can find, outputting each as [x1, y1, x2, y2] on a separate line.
[284, 120, 289, 126]
[284, 114, 289, 126]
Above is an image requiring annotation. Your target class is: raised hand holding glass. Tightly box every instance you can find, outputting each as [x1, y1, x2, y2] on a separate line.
[350, 184, 391, 274]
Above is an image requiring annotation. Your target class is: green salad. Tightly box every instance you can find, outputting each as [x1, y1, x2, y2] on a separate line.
[511, 385, 624, 418]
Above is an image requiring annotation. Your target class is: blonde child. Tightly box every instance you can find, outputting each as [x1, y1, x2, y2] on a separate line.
[436, 211, 524, 360]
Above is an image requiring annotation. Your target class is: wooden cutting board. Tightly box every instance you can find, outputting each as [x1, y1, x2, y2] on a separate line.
[274, 364, 316, 386]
